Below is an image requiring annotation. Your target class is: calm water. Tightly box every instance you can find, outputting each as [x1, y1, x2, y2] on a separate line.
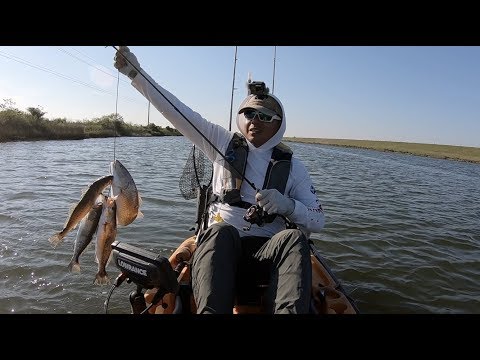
[0, 136, 479, 314]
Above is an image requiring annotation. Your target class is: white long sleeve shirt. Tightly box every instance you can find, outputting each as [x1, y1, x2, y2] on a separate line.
[132, 72, 325, 238]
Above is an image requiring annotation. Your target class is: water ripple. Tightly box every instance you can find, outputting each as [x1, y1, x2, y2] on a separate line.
[1, 138, 479, 313]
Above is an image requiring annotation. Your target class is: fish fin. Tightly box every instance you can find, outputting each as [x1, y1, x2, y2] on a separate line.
[105, 250, 114, 268]
[94, 273, 111, 285]
[48, 233, 63, 248]
[68, 261, 81, 273]
[135, 192, 144, 221]
[91, 232, 98, 259]
[64, 203, 82, 231]
[79, 185, 89, 198]
[65, 203, 76, 225]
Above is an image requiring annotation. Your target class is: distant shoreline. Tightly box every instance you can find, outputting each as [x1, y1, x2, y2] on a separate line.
[283, 137, 480, 164]
[3, 131, 479, 165]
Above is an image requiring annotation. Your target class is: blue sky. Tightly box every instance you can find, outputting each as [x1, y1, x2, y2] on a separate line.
[1, 46, 479, 147]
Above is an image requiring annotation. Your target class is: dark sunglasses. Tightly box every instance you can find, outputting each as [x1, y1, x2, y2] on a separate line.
[243, 109, 281, 123]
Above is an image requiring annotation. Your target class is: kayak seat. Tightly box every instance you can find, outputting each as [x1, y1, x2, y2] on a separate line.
[161, 236, 359, 314]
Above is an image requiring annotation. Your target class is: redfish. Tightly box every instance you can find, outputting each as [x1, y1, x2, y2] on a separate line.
[49, 175, 113, 248]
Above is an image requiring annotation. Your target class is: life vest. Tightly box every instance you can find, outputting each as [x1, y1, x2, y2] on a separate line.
[212, 132, 293, 209]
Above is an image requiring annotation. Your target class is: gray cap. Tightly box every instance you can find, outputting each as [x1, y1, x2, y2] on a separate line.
[238, 95, 283, 119]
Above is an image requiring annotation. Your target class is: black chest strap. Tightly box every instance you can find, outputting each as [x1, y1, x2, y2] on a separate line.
[262, 142, 293, 194]
[210, 138, 293, 209]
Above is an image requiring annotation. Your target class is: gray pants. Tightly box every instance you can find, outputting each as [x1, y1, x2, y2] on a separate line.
[191, 222, 312, 314]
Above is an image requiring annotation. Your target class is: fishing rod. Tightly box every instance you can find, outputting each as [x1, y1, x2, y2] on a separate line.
[228, 46, 238, 131]
[272, 46, 276, 94]
[112, 70, 120, 161]
[112, 46, 258, 192]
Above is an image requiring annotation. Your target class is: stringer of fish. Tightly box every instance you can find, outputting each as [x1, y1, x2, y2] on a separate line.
[49, 175, 113, 248]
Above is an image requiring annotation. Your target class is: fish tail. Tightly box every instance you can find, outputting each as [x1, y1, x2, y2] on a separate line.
[48, 233, 64, 248]
[93, 273, 111, 285]
[68, 261, 81, 273]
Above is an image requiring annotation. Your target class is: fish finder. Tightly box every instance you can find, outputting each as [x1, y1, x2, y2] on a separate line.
[111, 240, 178, 294]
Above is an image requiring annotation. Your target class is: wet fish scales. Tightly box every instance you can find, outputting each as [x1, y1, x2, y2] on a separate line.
[49, 175, 113, 248]
[67, 195, 104, 272]
[110, 160, 143, 226]
[94, 196, 117, 285]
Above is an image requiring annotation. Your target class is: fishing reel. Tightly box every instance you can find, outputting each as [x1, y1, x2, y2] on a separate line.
[243, 204, 298, 231]
[243, 204, 276, 230]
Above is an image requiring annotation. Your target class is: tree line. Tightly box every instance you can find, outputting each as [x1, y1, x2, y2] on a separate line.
[0, 99, 181, 142]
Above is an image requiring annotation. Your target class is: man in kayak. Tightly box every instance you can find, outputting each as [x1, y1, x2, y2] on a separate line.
[114, 46, 325, 314]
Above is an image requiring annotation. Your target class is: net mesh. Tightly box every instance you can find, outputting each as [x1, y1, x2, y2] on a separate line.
[179, 145, 213, 200]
